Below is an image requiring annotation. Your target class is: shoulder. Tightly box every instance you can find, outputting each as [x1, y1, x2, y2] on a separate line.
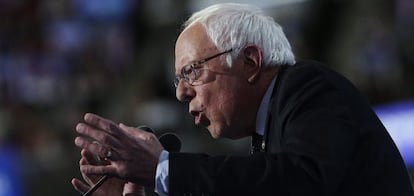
[271, 60, 365, 116]
[276, 60, 357, 93]
[280, 60, 339, 80]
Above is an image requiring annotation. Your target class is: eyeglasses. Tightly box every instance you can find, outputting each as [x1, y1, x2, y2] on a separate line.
[174, 49, 233, 87]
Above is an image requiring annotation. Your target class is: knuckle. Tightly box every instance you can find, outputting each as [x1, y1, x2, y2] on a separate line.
[103, 122, 111, 132]
[147, 133, 157, 142]
[108, 123, 119, 133]
[101, 134, 110, 144]
[89, 142, 104, 155]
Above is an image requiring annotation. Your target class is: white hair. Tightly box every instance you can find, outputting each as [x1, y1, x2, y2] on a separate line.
[183, 3, 296, 67]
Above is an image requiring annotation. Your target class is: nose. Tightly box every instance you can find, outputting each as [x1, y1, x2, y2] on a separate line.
[176, 80, 195, 102]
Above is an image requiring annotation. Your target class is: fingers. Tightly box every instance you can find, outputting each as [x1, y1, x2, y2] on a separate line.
[76, 122, 122, 149]
[80, 149, 107, 185]
[71, 178, 91, 194]
[75, 137, 110, 159]
[119, 124, 144, 139]
[80, 164, 117, 177]
[81, 148, 111, 167]
[81, 149, 99, 165]
[84, 113, 122, 136]
[119, 123, 154, 141]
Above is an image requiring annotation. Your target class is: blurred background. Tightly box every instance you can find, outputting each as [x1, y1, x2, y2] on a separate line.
[0, 0, 413, 195]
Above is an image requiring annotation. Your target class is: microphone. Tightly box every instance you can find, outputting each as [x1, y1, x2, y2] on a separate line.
[138, 125, 182, 152]
[159, 132, 181, 152]
[83, 125, 181, 196]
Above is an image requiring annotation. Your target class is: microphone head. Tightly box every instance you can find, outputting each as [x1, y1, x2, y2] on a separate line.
[137, 125, 155, 134]
[158, 133, 182, 152]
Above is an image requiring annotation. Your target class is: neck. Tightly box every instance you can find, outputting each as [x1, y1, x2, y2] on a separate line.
[256, 66, 279, 99]
[246, 66, 278, 136]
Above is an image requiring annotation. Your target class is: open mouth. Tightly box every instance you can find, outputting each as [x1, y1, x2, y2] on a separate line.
[190, 110, 211, 127]
[190, 110, 202, 125]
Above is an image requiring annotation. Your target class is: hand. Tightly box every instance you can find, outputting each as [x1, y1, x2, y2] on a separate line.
[72, 149, 146, 196]
[74, 113, 164, 186]
[71, 149, 125, 196]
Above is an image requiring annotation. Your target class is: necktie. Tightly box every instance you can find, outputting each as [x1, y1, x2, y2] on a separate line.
[251, 132, 264, 154]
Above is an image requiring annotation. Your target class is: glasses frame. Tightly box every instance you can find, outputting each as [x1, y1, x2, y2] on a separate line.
[174, 49, 233, 87]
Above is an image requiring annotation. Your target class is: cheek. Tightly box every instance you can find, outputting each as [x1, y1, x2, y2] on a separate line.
[198, 74, 244, 120]
[207, 85, 238, 121]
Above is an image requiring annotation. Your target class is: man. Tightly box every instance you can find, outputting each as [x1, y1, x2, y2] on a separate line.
[72, 3, 414, 195]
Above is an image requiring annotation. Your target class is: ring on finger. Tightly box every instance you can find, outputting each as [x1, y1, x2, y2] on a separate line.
[104, 148, 113, 160]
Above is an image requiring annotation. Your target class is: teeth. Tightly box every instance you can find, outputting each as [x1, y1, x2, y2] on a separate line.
[194, 112, 201, 124]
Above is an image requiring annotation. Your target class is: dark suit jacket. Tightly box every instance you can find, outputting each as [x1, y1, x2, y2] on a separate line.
[169, 61, 414, 195]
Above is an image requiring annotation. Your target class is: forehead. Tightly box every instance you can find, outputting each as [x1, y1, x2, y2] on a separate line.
[175, 24, 217, 72]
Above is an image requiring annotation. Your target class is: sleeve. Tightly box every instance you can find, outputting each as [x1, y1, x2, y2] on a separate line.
[155, 150, 169, 196]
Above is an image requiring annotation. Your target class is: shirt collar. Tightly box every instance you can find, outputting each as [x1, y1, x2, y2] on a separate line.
[255, 75, 277, 136]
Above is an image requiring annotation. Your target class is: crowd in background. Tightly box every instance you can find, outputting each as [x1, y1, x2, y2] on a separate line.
[0, 0, 413, 195]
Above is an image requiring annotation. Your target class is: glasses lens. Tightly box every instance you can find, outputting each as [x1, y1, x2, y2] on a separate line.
[182, 65, 193, 76]
[174, 77, 180, 87]
[188, 65, 200, 84]
[175, 49, 231, 87]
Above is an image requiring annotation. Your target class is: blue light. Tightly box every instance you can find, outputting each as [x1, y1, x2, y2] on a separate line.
[375, 100, 414, 166]
[0, 146, 23, 196]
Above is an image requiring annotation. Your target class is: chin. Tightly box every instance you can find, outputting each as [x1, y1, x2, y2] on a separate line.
[206, 125, 222, 139]
[207, 126, 241, 140]
[208, 129, 221, 139]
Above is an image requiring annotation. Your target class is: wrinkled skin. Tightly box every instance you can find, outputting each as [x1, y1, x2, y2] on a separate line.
[71, 149, 145, 196]
[72, 113, 164, 195]
[175, 23, 276, 139]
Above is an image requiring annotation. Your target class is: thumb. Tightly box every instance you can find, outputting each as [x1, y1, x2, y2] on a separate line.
[71, 178, 91, 194]
[119, 123, 151, 141]
[119, 123, 132, 131]
[118, 123, 139, 135]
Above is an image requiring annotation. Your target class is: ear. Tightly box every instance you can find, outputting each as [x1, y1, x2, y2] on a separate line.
[242, 45, 262, 83]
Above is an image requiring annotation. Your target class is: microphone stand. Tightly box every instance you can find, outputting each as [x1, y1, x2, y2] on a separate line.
[83, 175, 108, 196]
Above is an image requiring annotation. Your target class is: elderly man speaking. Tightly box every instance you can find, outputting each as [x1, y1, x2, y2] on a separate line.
[72, 3, 413, 196]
